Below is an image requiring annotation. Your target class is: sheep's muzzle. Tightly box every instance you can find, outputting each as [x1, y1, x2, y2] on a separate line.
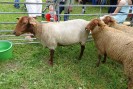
[13, 30, 21, 36]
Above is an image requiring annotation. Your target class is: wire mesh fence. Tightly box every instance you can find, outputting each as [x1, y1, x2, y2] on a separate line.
[0, 1, 132, 45]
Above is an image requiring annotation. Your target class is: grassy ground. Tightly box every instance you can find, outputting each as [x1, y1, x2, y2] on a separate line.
[0, 0, 127, 89]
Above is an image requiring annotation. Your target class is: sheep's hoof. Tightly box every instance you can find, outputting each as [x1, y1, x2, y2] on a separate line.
[96, 62, 100, 67]
[48, 60, 53, 66]
[101, 60, 106, 63]
[78, 58, 81, 60]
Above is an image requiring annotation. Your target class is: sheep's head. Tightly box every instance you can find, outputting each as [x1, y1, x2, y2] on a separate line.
[102, 16, 116, 27]
[85, 19, 105, 33]
[13, 16, 37, 36]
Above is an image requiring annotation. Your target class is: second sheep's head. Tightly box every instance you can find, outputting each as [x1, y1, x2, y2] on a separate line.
[102, 16, 116, 27]
[85, 19, 106, 34]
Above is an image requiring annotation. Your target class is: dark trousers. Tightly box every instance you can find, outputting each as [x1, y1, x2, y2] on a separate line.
[80, 0, 91, 9]
[14, 0, 20, 8]
[108, 0, 117, 13]
[58, 2, 69, 21]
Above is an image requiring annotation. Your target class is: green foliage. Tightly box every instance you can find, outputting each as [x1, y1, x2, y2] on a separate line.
[0, 0, 127, 89]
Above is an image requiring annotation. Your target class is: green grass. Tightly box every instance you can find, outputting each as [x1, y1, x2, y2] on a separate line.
[0, 0, 127, 89]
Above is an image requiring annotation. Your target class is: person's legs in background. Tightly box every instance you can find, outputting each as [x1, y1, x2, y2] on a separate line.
[64, 0, 73, 21]
[26, 2, 37, 18]
[56, 1, 65, 21]
[101, 0, 106, 5]
[14, 0, 20, 9]
[64, 12, 69, 21]
[81, 0, 87, 14]
[59, 2, 65, 14]
[36, 0, 42, 17]
[108, 0, 117, 13]
[64, 7, 69, 21]
[92, 0, 96, 5]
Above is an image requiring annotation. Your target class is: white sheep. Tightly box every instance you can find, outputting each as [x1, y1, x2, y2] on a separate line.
[13, 16, 90, 65]
[85, 18, 133, 89]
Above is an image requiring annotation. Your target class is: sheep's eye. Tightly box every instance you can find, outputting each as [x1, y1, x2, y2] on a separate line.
[22, 22, 27, 25]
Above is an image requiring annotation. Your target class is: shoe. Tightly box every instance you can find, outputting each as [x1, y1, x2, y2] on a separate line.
[64, 13, 69, 21]
[14, 5, 20, 9]
[81, 9, 85, 14]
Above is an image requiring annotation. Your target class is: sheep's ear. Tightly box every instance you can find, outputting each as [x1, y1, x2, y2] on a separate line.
[93, 19, 99, 26]
[86, 19, 100, 31]
[107, 16, 113, 22]
[105, 16, 115, 23]
[110, 17, 115, 23]
[28, 17, 37, 26]
[103, 16, 110, 23]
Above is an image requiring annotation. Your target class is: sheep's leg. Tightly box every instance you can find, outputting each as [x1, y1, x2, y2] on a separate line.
[49, 49, 54, 66]
[96, 54, 102, 67]
[78, 45, 85, 60]
[128, 77, 133, 89]
[102, 53, 107, 63]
